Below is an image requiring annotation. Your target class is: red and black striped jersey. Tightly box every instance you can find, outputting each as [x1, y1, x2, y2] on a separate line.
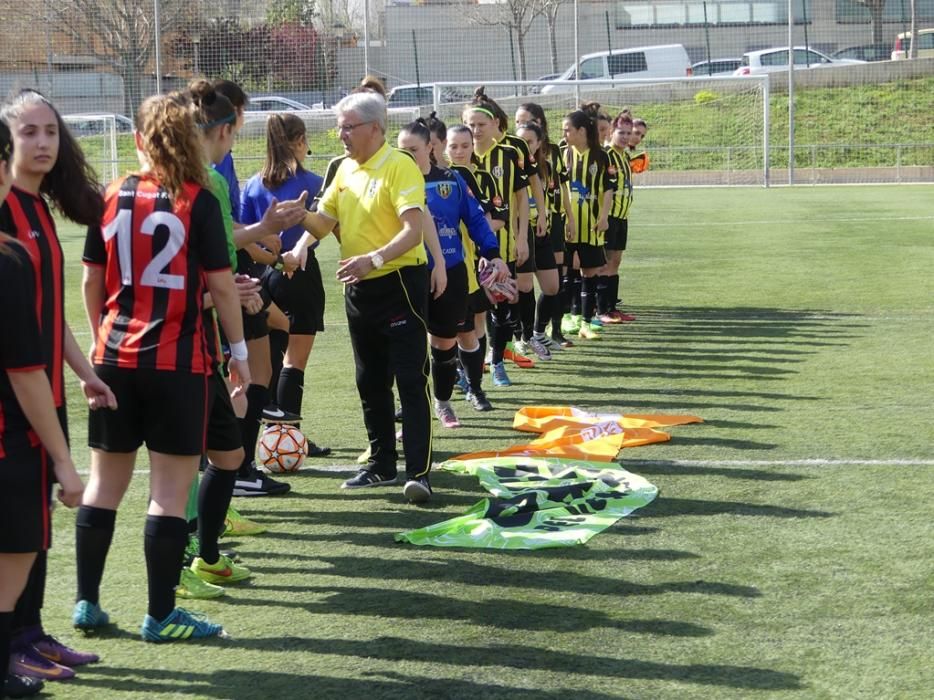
[0, 187, 66, 410]
[82, 175, 231, 374]
[564, 146, 617, 246]
[605, 145, 633, 220]
[0, 240, 46, 458]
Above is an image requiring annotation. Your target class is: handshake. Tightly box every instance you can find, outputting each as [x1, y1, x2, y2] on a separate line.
[477, 262, 518, 305]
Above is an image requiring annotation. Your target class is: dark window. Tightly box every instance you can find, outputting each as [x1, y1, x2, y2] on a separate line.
[835, 0, 934, 22]
[608, 52, 648, 74]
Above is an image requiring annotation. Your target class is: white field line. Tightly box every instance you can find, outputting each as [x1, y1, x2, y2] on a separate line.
[640, 215, 934, 227]
[78, 459, 934, 476]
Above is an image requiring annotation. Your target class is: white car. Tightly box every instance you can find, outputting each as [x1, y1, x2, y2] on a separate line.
[246, 96, 315, 112]
[733, 47, 864, 75]
[541, 45, 693, 94]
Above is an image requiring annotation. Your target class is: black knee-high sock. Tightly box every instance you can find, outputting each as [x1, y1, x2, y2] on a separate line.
[611, 273, 621, 307]
[277, 367, 304, 416]
[430, 345, 459, 402]
[267, 330, 289, 403]
[558, 266, 570, 315]
[519, 290, 536, 341]
[535, 293, 556, 334]
[144, 515, 189, 620]
[553, 266, 567, 333]
[0, 610, 13, 692]
[581, 276, 597, 322]
[12, 551, 46, 632]
[478, 334, 487, 363]
[595, 275, 610, 315]
[509, 302, 522, 342]
[568, 268, 582, 315]
[197, 466, 237, 564]
[459, 345, 485, 394]
[75, 506, 117, 605]
[238, 383, 268, 473]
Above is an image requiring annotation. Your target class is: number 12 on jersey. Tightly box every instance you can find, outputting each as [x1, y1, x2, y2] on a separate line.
[102, 208, 187, 290]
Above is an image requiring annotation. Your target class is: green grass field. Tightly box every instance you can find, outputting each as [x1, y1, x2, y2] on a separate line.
[43, 184, 933, 699]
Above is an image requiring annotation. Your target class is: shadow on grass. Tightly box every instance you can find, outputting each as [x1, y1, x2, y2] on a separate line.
[74, 665, 641, 699]
[642, 497, 833, 519]
[222, 587, 712, 637]
[621, 460, 810, 482]
[249, 556, 759, 598]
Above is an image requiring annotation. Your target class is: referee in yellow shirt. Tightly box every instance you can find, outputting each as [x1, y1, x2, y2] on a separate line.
[284, 91, 437, 503]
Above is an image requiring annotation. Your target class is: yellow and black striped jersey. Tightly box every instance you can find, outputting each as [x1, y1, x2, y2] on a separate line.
[564, 145, 617, 246]
[543, 142, 568, 216]
[312, 155, 347, 211]
[473, 142, 528, 262]
[605, 145, 632, 220]
[452, 164, 498, 293]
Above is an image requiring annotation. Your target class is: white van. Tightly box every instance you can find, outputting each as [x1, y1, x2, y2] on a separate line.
[541, 45, 692, 94]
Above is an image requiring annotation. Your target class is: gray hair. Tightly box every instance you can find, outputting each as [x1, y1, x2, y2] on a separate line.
[335, 92, 386, 133]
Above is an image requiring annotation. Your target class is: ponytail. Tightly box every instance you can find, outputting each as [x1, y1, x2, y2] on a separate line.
[261, 113, 306, 190]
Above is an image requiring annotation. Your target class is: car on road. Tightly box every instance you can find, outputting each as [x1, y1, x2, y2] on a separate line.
[541, 45, 693, 94]
[691, 58, 743, 76]
[66, 113, 134, 136]
[733, 47, 864, 75]
[246, 96, 315, 112]
[891, 29, 934, 59]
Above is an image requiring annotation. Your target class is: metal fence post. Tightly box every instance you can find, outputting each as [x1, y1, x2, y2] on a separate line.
[154, 0, 162, 95]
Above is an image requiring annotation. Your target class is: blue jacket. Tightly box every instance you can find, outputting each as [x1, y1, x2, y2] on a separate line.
[240, 169, 323, 250]
[424, 165, 499, 270]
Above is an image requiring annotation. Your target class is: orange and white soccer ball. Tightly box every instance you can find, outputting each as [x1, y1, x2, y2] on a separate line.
[258, 424, 307, 473]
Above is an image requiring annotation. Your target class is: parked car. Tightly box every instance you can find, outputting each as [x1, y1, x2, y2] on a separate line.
[832, 43, 891, 62]
[66, 113, 134, 136]
[691, 58, 743, 76]
[387, 84, 469, 108]
[246, 96, 314, 112]
[892, 28, 934, 59]
[733, 47, 864, 75]
[541, 45, 693, 94]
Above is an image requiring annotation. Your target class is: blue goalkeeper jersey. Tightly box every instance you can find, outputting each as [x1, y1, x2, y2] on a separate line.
[424, 165, 500, 270]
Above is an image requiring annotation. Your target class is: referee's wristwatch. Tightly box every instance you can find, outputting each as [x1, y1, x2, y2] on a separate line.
[368, 251, 385, 270]
[273, 254, 286, 270]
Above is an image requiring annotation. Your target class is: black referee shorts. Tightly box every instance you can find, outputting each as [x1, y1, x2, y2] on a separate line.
[428, 261, 468, 339]
[242, 307, 269, 341]
[88, 366, 208, 456]
[605, 217, 629, 251]
[264, 254, 326, 335]
[206, 371, 243, 453]
[0, 444, 51, 552]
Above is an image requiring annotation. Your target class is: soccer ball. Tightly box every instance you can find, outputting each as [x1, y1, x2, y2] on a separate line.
[258, 424, 307, 473]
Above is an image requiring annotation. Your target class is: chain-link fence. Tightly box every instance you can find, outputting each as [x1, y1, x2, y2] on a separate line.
[3, 0, 932, 186]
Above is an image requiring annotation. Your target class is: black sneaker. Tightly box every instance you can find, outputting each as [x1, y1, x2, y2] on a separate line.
[4, 674, 44, 698]
[233, 465, 291, 496]
[552, 332, 574, 348]
[394, 406, 403, 422]
[306, 441, 332, 458]
[261, 406, 302, 424]
[403, 476, 432, 503]
[341, 469, 398, 489]
[466, 390, 493, 412]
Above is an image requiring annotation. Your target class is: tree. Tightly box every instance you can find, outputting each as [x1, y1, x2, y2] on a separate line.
[538, 0, 571, 74]
[267, 0, 319, 27]
[463, 0, 543, 82]
[173, 18, 275, 91]
[34, 1, 199, 117]
[909, 0, 918, 58]
[853, 0, 887, 44]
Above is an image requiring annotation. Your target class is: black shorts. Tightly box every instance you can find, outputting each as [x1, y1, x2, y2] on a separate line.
[264, 255, 325, 335]
[464, 288, 492, 329]
[605, 218, 628, 251]
[88, 366, 208, 456]
[206, 372, 242, 453]
[549, 214, 567, 254]
[532, 229, 557, 271]
[568, 242, 606, 271]
[242, 307, 269, 341]
[516, 226, 537, 274]
[428, 262, 468, 339]
[0, 444, 51, 552]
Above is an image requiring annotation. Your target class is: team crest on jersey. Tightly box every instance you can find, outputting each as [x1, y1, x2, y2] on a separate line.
[589, 163, 598, 176]
[437, 182, 452, 199]
[492, 165, 504, 178]
[367, 178, 380, 197]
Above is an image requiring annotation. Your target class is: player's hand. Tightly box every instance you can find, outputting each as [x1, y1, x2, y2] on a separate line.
[516, 239, 530, 267]
[227, 357, 251, 399]
[283, 246, 307, 275]
[52, 457, 84, 508]
[479, 257, 509, 283]
[596, 217, 609, 233]
[260, 233, 282, 255]
[243, 292, 263, 315]
[430, 264, 447, 300]
[336, 254, 375, 285]
[264, 193, 309, 233]
[536, 217, 548, 238]
[82, 374, 118, 411]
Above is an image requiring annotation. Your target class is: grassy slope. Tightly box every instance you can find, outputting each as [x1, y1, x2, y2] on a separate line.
[46, 185, 933, 699]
